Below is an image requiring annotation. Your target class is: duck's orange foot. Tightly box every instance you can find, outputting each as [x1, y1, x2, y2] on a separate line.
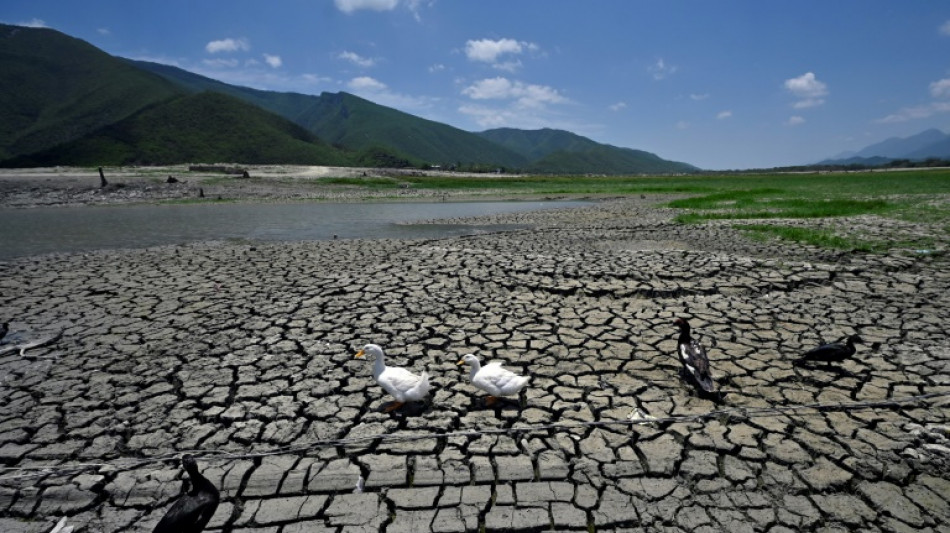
[383, 401, 405, 413]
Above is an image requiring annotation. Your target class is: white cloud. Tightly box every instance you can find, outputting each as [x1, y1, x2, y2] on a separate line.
[792, 98, 825, 109]
[609, 102, 628, 112]
[335, 0, 398, 13]
[97, 28, 110, 35]
[466, 38, 522, 62]
[339, 51, 375, 68]
[345, 76, 437, 115]
[428, 64, 445, 73]
[462, 77, 567, 108]
[18, 18, 47, 28]
[465, 38, 537, 70]
[492, 60, 523, 73]
[875, 102, 950, 123]
[458, 103, 583, 131]
[348, 76, 388, 92]
[302, 73, 334, 85]
[206, 38, 250, 54]
[940, 20, 950, 36]
[203, 58, 240, 68]
[263, 54, 282, 68]
[874, 78, 950, 123]
[458, 76, 573, 130]
[786, 116, 806, 126]
[649, 58, 677, 80]
[676, 120, 690, 130]
[930, 79, 950, 98]
[784, 72, 828, 108]
[690, 93, 710, 101]
[717, 110, 733, 119]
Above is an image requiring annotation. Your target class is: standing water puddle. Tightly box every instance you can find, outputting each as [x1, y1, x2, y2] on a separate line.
[0, 200, 590, 260]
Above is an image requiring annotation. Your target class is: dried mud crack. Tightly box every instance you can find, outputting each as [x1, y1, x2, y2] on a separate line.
[0, 197, 948, 532]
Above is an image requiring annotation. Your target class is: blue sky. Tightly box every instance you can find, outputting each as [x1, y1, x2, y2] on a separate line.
[3, 0, 950, 169]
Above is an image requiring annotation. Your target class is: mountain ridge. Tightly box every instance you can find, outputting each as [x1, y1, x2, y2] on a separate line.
[819, 128, 950, 165]
[2, 23, 697, 173]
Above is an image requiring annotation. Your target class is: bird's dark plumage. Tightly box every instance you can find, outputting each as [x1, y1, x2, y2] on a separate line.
[674, 318, 716, 393]
[798, 334, 863, 365]
[153, 455, 219, 533]
[0, 322, 8, 342]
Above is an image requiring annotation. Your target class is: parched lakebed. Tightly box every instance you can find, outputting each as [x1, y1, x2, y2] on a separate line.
[0, 197, 947, 532]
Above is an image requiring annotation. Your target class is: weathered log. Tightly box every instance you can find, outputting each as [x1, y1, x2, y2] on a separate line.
[98, 167, 108, 187]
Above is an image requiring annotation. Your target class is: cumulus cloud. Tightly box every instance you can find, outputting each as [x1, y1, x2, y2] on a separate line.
[784, 72, 828, 108]
[339, 51, 375, 68]
[428, 64, 446, 73]
[786, 116, 806, 126]
[940, 20, 950, 36]
[206, 38, 250, 54]
[466, 38, 522, 62]
[263, 54, 282, 68]
[348, 76, 388, 92]
[335, 0, 398, 13]
[465, 38, 538, 70]
[649, 58, 677, 80]
[609, 102, 628, 112]
[459, 76, 572, 129]
[717, 110, 733, 119]
[930, 79, 950, 99]
[15, 18, 47, 28]
[462, 77, 566, 108]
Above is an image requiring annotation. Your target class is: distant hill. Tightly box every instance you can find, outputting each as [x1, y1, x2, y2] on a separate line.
[0, 23, 182, 160]
[819, 128, 950, 165]
[3, 24, 702, 173]
[1, 92, 356, 167]
[134, 60, 695, 173]
[132, 61, 529, 169]
[479, 128, 697, 174]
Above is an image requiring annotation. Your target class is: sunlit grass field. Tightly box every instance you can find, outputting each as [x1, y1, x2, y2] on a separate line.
[330, 168, 950, 252]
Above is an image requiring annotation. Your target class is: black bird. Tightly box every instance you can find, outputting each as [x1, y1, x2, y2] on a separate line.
[153, 455, 220, 533]
[797, 334, 863, 366]
[674, 318, 716, 393]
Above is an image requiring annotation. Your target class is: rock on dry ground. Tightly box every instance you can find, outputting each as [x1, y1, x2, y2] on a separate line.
[0, 197, 948, 532]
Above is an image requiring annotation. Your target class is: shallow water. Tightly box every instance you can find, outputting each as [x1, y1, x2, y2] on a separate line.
[0, 200, 588, 260]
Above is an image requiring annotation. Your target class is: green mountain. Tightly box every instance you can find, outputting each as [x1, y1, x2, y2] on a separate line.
[479, 127, 697, 174]
[2, 91, 356, 167]
[0, 23, 182, 160]
[299, 92, 529, 169]
[2, 24, 701, 173]
[131, 60, 529, 169]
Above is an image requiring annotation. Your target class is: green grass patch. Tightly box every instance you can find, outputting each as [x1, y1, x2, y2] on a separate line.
[735, 224, 876, 251]
[735, 224, 942, 253]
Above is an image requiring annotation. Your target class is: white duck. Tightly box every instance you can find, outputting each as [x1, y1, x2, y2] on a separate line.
[354, 344, 431, 412]
[458, 353, 530, 406]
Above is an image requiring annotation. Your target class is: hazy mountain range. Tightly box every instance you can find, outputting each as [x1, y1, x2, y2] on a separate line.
[819, 128, 950, 166]
[0, 23, 697, 174]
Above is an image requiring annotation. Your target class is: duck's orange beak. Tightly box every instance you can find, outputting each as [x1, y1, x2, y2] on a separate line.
[457, 359, 465, 365]
[354, 349, 366, 359]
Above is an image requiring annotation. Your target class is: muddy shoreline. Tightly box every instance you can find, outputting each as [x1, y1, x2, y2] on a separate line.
[0, 166, 557, 208]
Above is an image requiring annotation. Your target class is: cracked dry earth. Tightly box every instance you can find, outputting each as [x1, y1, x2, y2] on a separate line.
[0, 198, 948, 533]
